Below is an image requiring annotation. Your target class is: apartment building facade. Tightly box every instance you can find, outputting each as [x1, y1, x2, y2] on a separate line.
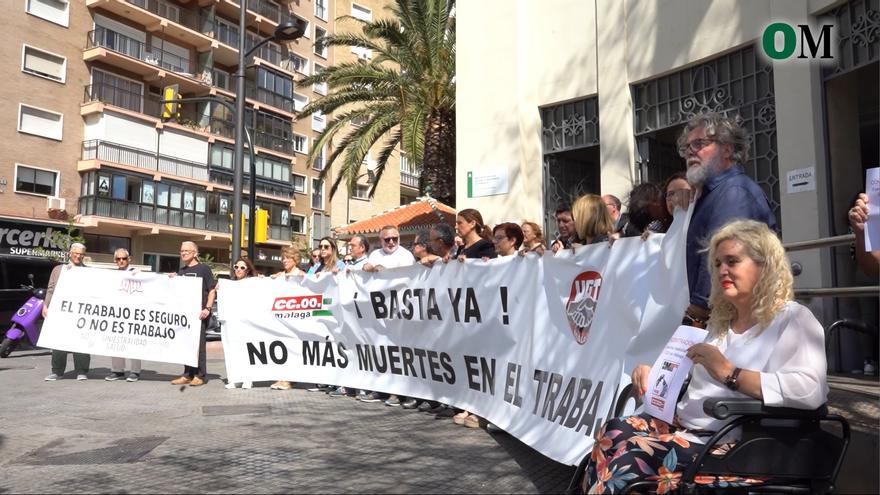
[327, 0, 420, 233]
[2, 0, 336, 272]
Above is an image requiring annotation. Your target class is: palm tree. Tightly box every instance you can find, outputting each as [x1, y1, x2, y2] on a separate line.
[296, 0, 456, 206]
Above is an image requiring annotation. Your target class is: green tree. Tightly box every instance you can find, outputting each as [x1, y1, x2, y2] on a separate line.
[297, 0, 456, 206]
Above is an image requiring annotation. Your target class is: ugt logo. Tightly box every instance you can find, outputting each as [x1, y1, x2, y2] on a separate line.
[761, 22, 834, 60]
[565, 271, 602, 345]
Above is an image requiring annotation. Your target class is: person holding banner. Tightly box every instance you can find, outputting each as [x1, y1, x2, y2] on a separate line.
[455, 209, 496, 261]
[520, 221, 545, 254]
[346, 235, 370, 270]
[571, 194, 615, 247]
[169, 241, 216, 387]
[308, 237, 346, 275]
[270, 246, 305, 391]
[364, 226, 414, 273]
[224, 257, 257, 390]
[420, 223, 456, 267]
[491, 223, 524, 257]
[43, 243, 91, 381]
[105, 248, 143, 382]
[577, 220, 827, 494]
[550, 205, 578, 253]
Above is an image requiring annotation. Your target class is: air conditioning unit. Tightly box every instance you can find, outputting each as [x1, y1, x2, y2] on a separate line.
[47, 196, 65, 211]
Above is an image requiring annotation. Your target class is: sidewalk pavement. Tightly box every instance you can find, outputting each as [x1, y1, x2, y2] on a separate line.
[0, 344, 575, 494]
[1, 344, 876, 493]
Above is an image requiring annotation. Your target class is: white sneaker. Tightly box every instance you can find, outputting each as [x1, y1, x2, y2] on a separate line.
[44, 373, 59, 381]
[225, 382, 237, 389]
[242, 381, 253, 389]
[864, 361, 876, 375]
[76, 374, 88, 381]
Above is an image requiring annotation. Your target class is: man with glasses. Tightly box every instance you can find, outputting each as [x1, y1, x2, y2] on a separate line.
[43, 243, 91, 381]
[420, 223, 456, 267]
[676, 112, 776, 329]
[363, 225, 414, 273]
[170, 241, 216, 387]
[106, 248, 143, 382]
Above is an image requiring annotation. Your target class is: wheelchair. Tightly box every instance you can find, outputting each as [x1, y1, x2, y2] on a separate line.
[565, 383, 850, 494]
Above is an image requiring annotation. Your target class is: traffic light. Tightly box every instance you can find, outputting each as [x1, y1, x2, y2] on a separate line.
[161, 84, 179, 121]
[254, 209, 269, 243]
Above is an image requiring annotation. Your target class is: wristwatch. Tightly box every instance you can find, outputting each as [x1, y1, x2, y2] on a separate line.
[724, 367, 742, 391]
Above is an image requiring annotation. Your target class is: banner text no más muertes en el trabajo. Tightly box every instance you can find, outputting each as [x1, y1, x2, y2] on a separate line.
[219, 209, 691, 465]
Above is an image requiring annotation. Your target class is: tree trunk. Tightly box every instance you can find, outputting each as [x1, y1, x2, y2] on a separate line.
[420, 108, 456, 207]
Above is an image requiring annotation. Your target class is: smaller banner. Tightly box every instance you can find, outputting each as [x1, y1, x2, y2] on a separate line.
[38, 268, 203, 366]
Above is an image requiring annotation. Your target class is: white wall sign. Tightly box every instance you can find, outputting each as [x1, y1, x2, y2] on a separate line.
[467, 168, 509, 198]
[786, 166, 816, 194]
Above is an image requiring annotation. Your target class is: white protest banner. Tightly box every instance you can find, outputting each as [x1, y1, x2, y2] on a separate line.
[38, 268, 203, 366]
[643, 325, 708, 423]
[218, 211, 690, 465]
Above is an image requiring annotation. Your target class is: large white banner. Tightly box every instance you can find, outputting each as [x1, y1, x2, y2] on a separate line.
[39, 268, 203, 367]
[219, 211, 690, 465]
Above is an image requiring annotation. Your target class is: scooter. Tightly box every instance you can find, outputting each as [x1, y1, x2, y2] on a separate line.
[0, 275, 46, 358]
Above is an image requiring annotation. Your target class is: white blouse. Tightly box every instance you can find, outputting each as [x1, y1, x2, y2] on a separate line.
[676, 301, 828, 436]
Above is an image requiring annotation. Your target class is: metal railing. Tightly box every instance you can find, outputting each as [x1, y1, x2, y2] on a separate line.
[784, 233, 879, 299]
[83, 83, 159, 115]
[401, 171, 419, 188]
[209, 171, 294, 200]
[79, 196, 228, 233]
[247, 86, 294, 113]
[88, 27, 191, 74]
[125, 0, 202, 32]
[82, 140, 209, 182]
[253, 130, 293, 155]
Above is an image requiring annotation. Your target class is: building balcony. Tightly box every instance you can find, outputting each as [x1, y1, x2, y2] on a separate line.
[208, 117, 294, 157]
[246, 86, 294, 114]
[87, 0, 215, 51]
[215, 0, 297, 37]
[78, 195, 230, 234]
[401, 171, 420, 188]
[81, 139, 210, 182]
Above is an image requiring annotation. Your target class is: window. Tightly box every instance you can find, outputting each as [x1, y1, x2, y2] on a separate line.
[21, 45, 66, 83]
[314, 26, 328, 58]
[351, 4, 372, 22]
[83, 234, 130, 255]
[18, 104, 63, 141]
[289, 53, 308, 75]
[15, 164, 58, 196]
[291, 213, 305, 234]
[213, 68, 231, 91]
[312, 111, 326, 132]
[313, 147, 325, 171]
[314, 0, 327, 20]
[292, 174, 307, 194]
[90, 69, 144, 112]
[293, 134, 308, 154]
[293, 93, 308, 112]
[313, 64, 327, 95]
[353, 184, 370, 199]
[26, 0, 69, 27]
[311, 178, 324, 209]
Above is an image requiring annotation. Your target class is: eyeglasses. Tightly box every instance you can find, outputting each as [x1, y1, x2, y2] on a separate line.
[678, 138, 717, 157]
[319, 244, 332, 249]
[233, 265, 248, 270]
[115, 257, 129, 261]
[492, 235, 508, 242]
[382, 236, 399, 243]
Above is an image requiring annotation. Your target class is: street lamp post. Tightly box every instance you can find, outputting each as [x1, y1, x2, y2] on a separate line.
[232, 8, 306, 263]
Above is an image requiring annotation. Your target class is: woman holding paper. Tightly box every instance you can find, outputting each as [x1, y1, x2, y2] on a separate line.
[224, 257, 257, 390]
[578, 220, 828, 494]
[269, 247, 305, 391]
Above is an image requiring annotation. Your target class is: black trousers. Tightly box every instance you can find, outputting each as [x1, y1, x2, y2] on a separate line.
[182, 319, 207, 378]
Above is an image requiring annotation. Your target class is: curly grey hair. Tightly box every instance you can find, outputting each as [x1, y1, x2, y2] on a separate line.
[677, 112, 751, 164]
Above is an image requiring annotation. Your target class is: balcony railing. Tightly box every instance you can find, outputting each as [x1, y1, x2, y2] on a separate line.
[79, 196, 229, 233]
[82, 140, 209, 182]
[249, 0, 280, 23]
[253, 130, 293, 155]
[209, 117, 235, 139]
[88, 26, 191, 74]
[401, 171, 420, 188]
[83, 82, 164, 116]
[125, 0, 203, 32]
[247, 86, 294, 113]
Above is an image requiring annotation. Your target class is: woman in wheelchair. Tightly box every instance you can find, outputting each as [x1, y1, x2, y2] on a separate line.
[578, 220, 828, 494]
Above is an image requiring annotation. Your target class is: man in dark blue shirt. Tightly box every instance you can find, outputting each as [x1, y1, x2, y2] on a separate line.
[676, 113, 777, 327]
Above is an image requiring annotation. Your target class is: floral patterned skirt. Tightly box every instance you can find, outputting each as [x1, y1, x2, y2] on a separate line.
[577, 413, 766, 494]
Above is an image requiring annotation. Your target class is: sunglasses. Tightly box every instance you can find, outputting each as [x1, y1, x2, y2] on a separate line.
[115, 257, 129, 261]
[319, 244, 333, 249]
[233, 265, 248, 270]
[383, 236, 399, 243]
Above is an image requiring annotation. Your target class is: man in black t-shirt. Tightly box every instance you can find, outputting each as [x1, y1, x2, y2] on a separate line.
[170, 241, 216, 386]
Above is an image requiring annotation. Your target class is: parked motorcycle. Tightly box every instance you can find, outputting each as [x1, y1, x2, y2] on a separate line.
[0, 275, 46, 358]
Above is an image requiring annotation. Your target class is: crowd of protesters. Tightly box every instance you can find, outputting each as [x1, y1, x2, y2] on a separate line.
[39, 111, 877, 492]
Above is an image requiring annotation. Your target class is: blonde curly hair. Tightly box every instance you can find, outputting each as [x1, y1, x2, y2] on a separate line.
[707, 220, 793, 338]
